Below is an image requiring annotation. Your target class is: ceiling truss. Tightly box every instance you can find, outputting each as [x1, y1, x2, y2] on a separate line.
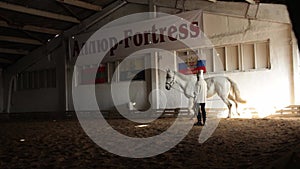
[56, 0, 102, 11]
[0, 0, 289, 67]
[0, 1, 80, 23]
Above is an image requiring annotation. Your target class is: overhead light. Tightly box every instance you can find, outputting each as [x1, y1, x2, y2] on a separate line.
[208, 0, 217, 2]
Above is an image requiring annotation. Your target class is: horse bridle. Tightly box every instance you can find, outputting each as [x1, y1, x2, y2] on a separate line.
[166, 73, 176, 88]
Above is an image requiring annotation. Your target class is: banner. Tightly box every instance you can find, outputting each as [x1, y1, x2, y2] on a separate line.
[69, 10, 205, 83]
[81, 64, 107, 84]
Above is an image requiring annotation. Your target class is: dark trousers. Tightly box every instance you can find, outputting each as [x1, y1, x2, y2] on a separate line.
[196, 103, 206, 124]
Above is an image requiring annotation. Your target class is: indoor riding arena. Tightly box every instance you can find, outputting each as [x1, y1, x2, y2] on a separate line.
[1, 0, 300, 169]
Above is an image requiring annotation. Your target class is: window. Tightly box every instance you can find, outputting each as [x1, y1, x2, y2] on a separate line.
[17, 68, 56, 90]
[241, 41, 270, 71]
[107, 62, 116, 82]
[78, 55, 147, 85]
[119, 57, 145, 81]
[226, 45, 239, 71]
[214, 47, 225, 72]
[80, 64, 107, 84]
[175, 40, 270, 74]
[242, 43, 255, 70]
[46, 68, 56, 88]
[202, 48, 213, 72]
[39, 70, 46, 88]
[255, 42, 270, 69]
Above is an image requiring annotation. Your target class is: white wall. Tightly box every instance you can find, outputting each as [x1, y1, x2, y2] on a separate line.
[151, 4, 296, 117]
[203, 12, 293, 113]
[71, 3, 297, 115]
[67, 3, 150, 112]
[74, 81, 148, 111]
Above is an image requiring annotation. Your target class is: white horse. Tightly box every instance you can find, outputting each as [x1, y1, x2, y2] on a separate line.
[165, 69, 246, 118]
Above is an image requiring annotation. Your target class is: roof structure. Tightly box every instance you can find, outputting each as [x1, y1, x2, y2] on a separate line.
[0, 0, 289, 68]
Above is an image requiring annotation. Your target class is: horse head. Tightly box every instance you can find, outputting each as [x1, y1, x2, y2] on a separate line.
[165, 69, 176, 90]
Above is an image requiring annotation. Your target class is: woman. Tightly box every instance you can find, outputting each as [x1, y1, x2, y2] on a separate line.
[194, 69, 207, 126]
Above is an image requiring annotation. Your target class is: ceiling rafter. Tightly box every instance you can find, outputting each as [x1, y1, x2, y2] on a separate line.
[0, 20, 62, 35]
[0, 48, 29, 55]
[23, 31, 46, 44]
[0, 1, 80, 23]
[207, 0, 256, 3]
[60, 3, 81, 20]
[0, 35, 43, 45]
[56, 0, 102, 11]
[0, 58, 13, 64]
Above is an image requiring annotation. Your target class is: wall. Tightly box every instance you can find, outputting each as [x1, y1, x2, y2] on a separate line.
[153, 3, 296, 117]
[9, 43, 66, 113]
[202, 12, 293, 112]
[70, 2, 297, 116]
[2, 2, 149, 113]
[3, 1, 298, 115]
[67, 3, 150, 112]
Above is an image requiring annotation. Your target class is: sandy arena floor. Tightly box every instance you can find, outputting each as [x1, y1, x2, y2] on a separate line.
[0, 114, 300, 169]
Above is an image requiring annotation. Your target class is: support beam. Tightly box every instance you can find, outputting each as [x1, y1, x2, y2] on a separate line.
[0, 1, 80, 23]
[0, 21, 62, 35]
[0, 58, 13, 64]
[245, 0, 256, 4]
[0, 48, 29, 55]
[56, 0, 102, 11]
[83, 0, 127, 30]
[6, 0, 127, 75]
[0, 35, 43, 45]
[60, 3, 81, 19]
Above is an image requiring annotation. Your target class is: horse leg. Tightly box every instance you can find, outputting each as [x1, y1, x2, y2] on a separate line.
[220, 95, 232, 118]
[228, 94, 240, 116]
[188, 97, 196, 119]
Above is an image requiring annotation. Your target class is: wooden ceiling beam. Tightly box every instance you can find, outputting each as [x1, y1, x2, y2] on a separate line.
[0, 35, 43, 45]
[0, 20, 62, 35]
[56, 0, 102, 11]
[0, 58, 13, 64]
[0, 48, 29, 55]
[0, 1, 80, 23]
[245, 0, 256, 4]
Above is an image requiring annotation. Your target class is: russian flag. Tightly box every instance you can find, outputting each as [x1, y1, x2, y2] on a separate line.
[178, 60, 206, 74]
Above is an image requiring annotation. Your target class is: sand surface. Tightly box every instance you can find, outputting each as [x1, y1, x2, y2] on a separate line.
[0, 114, 300, 169]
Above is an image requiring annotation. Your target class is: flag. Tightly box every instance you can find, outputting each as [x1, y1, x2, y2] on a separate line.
[178, 60, 206, 74]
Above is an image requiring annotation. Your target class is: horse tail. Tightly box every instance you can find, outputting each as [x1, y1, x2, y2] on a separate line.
[227, 77, 247, 104]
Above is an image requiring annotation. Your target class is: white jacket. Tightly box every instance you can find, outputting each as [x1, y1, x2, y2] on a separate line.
[195, 70, 207, 103]
[195, 79, 207, 103]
